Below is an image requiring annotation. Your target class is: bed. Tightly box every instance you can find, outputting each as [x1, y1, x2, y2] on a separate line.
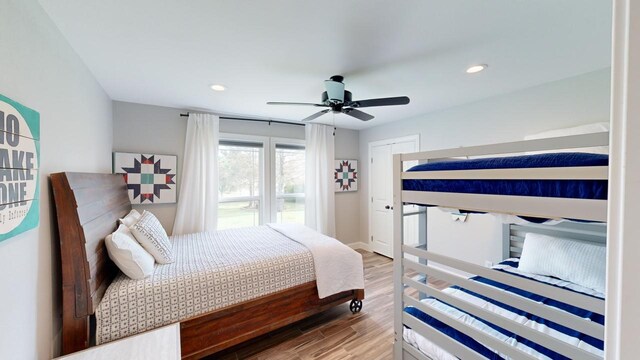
[403, 152, 608, 201]
[399, 132, 608, 222]
[403, 223, 607, 360]
[50, 172, 364, 359]
[392, 132, 609, 360]
[403, 259, 605, 360]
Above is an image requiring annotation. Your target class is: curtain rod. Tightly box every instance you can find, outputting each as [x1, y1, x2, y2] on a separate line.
[180, 112, 305, 127]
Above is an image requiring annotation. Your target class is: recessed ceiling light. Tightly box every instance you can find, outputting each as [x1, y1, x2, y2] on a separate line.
[466, 64, 488, 74]
[210, 84, 226, 91]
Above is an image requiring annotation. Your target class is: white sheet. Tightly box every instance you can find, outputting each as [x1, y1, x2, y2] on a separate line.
[267, 223, 364, 298]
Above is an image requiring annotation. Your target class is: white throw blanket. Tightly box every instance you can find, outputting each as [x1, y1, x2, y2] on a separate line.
[267, 223, 364, 298]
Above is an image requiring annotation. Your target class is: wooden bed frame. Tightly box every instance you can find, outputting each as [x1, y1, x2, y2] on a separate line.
[50, 172, 364, 359]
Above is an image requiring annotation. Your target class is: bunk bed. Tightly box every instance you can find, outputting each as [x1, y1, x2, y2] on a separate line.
[392, 132, 609, 360]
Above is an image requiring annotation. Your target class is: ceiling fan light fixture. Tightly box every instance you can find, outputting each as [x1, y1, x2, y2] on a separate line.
[466, 64, 488, 74]
[210, 84, 226, 91]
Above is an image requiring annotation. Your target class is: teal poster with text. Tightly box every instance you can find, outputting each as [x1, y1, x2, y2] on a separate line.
[0, 94, 40, 242]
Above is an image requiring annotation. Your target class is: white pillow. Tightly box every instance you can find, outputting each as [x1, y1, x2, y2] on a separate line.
[524, 122, 609, 154]
[129, 211, 175, 264]
[119, 209, 142, 227]
[105, 224, 155, 279]
[518, 232, 606, 294]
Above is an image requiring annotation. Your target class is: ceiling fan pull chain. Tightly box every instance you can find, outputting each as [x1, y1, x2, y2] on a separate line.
[332, 113, 336, 136]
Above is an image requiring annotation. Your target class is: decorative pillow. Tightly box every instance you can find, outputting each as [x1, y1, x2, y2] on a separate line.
[119, 209, 142, 227]
[105, 224, 155, 279]
[129, 211, 175, 264]
[518, 232, 606, 294]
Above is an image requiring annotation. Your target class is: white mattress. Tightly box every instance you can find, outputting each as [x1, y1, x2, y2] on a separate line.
[95, 226, 315, 344]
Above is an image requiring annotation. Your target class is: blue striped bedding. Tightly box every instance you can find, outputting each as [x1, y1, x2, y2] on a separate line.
[403, 259, 605, 359]
[403, 152, 608, 200]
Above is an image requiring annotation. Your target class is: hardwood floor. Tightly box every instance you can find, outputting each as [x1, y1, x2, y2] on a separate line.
[207, 250, 444, 360]
[206, 250, 392, 359]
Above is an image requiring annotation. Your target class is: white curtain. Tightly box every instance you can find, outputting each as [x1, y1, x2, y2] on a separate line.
[305, 124, 336, 236]
[172, 113, 219, 235]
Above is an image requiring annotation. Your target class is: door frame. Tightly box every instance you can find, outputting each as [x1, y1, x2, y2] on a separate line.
[605, 1, 640, 357]
[368, 134, 419, 258]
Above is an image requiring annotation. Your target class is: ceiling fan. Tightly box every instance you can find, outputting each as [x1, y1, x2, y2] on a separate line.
[266, 75, 410, 122]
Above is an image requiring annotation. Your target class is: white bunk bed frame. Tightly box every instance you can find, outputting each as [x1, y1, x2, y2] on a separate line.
[392, 132, 609, 360]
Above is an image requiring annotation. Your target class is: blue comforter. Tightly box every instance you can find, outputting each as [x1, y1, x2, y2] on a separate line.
[403, 152, 608, 200]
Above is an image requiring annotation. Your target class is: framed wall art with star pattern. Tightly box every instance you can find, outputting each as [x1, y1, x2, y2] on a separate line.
[334, 159, 358, 192]
[112, 152, 177, 204]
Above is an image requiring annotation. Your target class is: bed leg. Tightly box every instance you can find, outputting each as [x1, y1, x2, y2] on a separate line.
[349, 289, 365, 313]
[349, 299, 363, 313]
[61, 309, 90, 355]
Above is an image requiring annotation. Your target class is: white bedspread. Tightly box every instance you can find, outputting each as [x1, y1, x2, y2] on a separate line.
[95, 226, 315, 344]
[267, 223, 364, 298]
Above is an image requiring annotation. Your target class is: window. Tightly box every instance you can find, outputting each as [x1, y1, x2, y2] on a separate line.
[274, 143, 305, 224]
[217, 135, 304, 230]
[217, 140, 263, 230]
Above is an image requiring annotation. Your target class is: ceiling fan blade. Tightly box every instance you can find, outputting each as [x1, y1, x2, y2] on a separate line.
[348, 96, 410, 108]
[302, 109, 331, 122]
[267, 102, 327, 107]
[343, 108, 374, 121]
[324, 79, 345, 103]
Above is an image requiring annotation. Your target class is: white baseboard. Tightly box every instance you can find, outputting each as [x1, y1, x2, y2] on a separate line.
[348, 242, 372, 252]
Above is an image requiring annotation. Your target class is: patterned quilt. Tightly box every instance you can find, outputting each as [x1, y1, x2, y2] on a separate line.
[95, 226, 316, 344]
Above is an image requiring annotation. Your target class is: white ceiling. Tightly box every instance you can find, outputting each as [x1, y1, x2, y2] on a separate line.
[39, 0, 611, 130]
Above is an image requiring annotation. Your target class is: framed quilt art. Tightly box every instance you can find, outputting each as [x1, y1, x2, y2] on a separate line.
[334, 159, 358, 192]
[112, 152, 177, 204]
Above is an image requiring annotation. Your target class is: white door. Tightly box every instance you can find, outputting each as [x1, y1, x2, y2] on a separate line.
[369, 136, 419, 258]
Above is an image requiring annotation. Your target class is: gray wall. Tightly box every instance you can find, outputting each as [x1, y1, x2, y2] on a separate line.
[113, 101, 361, 244]
[0, 1, 113, 358]
[113, 102, 186, 235]
[334, 128, 360, 245]
[359, 68, 611, 266]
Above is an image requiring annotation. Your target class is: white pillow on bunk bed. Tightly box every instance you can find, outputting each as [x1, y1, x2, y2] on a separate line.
[129, 210, 175, 264]
[524, 121, 609, 154]
[518, 232, 606, 294]
[105, 224, 155, 279]
[119, 209, 142, 227]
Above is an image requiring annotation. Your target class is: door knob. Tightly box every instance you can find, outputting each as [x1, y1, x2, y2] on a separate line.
[385, 205, 393, 210]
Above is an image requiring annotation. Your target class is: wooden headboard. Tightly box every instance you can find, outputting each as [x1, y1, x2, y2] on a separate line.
[50, 172, 131, 355]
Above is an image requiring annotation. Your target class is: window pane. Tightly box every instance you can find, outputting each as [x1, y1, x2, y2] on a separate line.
[275, 145, 304, 224]
[276, 196, 304, 224]
[275, 146, 304, 195]
[218, 144, 261, 199]
[217, 201, 260, 230]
